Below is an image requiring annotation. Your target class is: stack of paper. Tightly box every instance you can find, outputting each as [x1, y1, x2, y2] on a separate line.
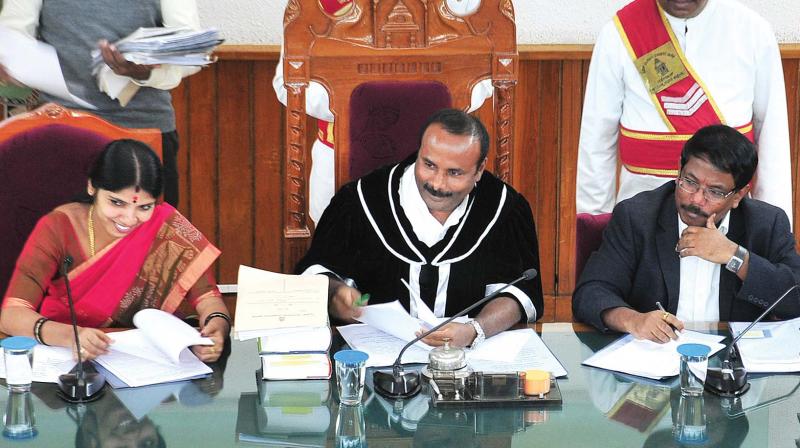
[90, 27, 223, 69]
[583, 330, 726, 380]
[93, 309, 213, 388]
[731, 317, 800, 372]
[235, 265, 332, 380]
[338, 300, 568, 377]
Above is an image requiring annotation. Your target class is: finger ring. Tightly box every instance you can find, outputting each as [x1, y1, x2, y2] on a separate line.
[80, 348, 87, 355]
[210, 347, 216, 354]
[661, 312, 670, 321]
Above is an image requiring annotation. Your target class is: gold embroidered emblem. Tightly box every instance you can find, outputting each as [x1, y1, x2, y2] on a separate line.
[634, 42, 688, 94]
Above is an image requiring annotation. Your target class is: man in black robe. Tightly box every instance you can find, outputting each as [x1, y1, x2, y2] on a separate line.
[296, 109, 543, 348]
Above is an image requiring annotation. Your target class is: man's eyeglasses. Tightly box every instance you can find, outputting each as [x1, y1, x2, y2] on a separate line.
[676, 177, 736, 202]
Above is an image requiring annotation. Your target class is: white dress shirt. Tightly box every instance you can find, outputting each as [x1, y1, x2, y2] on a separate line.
[577, 0, 792, 223]
[676, 211, 731, 322]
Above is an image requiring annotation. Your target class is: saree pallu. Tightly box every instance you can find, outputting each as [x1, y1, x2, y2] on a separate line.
[39, 204, 221, 327]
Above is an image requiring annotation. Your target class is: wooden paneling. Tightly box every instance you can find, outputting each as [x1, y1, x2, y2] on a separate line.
[173, 45, 800, 322]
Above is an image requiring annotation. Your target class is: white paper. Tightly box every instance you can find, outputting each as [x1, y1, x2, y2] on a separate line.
[93, 309, 213, 387]
[0, 25, 95, 109]
[338, 324, 429, 367]
[355, 301, 433, 350]
[0, 346, 75, 384]
[337, 325, 566, 376]
[731, 317, 800, 372]
[583, 330, 726, 379]
[235, 265, 328, 338]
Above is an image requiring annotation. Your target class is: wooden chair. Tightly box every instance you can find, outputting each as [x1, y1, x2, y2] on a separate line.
[280, 0, 518, 268]
[0, 103, 162, 294]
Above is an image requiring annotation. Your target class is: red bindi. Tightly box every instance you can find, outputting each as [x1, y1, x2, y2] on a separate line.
[132, 195, 139, 204]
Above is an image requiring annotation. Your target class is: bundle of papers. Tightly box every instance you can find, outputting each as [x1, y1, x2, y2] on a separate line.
[730, 316, 800, 372]
[583, 330, 726, 380]
[90, 27, 223, 70]
[339, 300, 568, 377]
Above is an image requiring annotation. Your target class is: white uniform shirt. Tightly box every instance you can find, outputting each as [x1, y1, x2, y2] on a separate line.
[577, 0, 792, 223]
[676, 211, 730, 322]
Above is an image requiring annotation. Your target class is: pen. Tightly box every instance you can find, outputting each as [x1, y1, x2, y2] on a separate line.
[355, 293, 370, 307]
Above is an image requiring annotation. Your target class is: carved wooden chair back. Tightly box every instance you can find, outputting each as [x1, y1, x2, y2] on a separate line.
[280, 0, 518, 267]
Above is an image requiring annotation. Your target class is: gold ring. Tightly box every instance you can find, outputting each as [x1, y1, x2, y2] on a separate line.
[210, 347, 216, 354]
[661, 312, 670, 321]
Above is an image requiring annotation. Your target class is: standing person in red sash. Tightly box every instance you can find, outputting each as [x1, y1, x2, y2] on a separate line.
[577, 0, 792, 223]
[1, 140, 230, 362]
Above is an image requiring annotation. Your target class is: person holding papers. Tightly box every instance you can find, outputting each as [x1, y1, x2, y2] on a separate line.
[0, 0, 203, 206]
[573, 125, 800, 342]
[1, 139, 230, 362]
[296, 109, 544, 348]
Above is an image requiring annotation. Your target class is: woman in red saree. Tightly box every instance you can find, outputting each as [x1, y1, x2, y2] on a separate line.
[1, 140, 229, 362]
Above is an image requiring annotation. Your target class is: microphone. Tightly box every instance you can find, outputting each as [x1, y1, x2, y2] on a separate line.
[373, 268, 538, 399]
[706, 284, 800, 397]
[57, 256, 106, 403]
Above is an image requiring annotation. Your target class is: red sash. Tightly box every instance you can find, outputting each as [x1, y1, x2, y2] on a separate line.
[614, 0, 750, 177]
[317, 119, 334, 149]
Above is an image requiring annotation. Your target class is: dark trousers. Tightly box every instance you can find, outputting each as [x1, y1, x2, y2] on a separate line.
[162, 131, 179, 207]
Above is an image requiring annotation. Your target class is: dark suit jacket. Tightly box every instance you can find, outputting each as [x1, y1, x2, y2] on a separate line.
[573, 182, 800, 331]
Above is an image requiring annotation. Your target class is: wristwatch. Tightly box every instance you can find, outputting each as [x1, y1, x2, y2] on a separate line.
[467, 319, 485, 348]
[725, 245, 748, 274]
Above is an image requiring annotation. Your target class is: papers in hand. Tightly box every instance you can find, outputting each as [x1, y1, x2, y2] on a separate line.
[93, 309, 213, 388]
[583, 330, 726, 380]
[730, 316, 800, 372]
[90, 27, 223, 69]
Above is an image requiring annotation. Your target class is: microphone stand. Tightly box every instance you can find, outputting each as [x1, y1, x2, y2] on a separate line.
[57, 256, 106, 403]
[373, 268, 538, 399]
[706, 284, 800, 397]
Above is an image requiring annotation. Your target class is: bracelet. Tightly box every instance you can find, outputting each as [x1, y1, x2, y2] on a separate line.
[203, 312, 232, 330]
[33, 317, 50, 346]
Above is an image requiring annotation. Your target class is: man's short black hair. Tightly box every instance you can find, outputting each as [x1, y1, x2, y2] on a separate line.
[419, 108, 490, 163]
[680, 125, 758, 191]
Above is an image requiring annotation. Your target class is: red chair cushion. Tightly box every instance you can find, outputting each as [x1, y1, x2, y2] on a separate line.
[0, 124, 110, 294]
[575, 213, 612, 283]
[349, 81, 452, 179]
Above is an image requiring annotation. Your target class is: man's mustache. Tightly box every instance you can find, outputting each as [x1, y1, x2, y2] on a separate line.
[423, 183, 453, 198]
[681, 203, 709, 218]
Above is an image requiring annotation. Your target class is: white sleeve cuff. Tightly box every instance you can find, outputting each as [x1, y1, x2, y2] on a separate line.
[485, 283, 537, 323]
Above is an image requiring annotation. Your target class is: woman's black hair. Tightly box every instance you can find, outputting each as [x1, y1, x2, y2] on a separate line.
[80, 139, 163, 202]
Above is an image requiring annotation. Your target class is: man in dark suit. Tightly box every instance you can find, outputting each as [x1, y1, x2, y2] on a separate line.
[573, 124, 800, 343]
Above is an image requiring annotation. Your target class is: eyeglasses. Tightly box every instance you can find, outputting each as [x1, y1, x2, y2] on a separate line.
[676, 177, 736, 203]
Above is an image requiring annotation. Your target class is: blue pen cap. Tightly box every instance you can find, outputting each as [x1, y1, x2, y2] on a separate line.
[1, 336, 36, 351]
[677, 343, 711, 357]
[334, 349, 369, 366]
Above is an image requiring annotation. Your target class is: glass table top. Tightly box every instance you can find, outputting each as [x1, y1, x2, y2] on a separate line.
[3, 323, 800, 447]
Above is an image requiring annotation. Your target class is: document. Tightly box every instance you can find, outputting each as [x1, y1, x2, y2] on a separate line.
[0, 345, 74, 383]
[338, 324, 568, 376]
[93, 309, 213, 388]
[234, 265, 329, 340]
[583, 330, 726, 380]
[731, 316, 800, 372]
[356, 300, 434, 350]
[0, 25, 95, 109]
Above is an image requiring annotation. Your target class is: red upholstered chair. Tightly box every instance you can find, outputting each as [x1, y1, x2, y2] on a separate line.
[0, 103, 162, 294]
[280, 0, 518, 268]
[575, 213, 613, 283]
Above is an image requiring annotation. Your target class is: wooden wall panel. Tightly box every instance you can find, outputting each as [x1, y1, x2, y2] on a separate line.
[170, 45, 800, 322]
